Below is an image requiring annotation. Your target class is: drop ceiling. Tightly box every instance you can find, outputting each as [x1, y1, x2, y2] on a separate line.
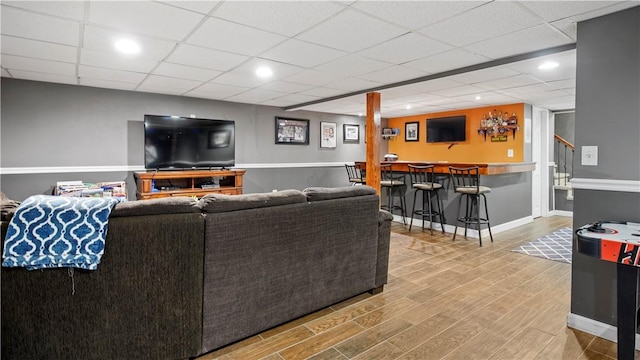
[1, 1, 637, 118]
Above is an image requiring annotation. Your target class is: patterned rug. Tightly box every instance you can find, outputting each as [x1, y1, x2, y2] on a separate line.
[512, 227, 573, 264]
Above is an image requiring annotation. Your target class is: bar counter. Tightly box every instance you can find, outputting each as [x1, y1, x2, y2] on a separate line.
[378, 161, 536, 175]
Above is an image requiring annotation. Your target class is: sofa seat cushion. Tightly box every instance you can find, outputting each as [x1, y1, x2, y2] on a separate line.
[198, 190, 306, 213]
[111, 197, 200, 217]
[303, 186, 375, 202]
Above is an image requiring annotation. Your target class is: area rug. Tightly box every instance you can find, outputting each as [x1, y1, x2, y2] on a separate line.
[512, 227, 573, 264]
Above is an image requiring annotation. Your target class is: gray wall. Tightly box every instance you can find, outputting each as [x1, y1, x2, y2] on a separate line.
[571, 6, 640, 329]
[0, 78, 388, 200]
[554, 112, 575, 145]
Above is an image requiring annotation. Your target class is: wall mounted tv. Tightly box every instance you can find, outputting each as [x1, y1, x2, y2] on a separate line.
[144, 115, 235, 170]
[426, 115, 467, 143]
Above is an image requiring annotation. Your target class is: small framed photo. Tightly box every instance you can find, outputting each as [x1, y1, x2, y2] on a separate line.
[343, 124, 360, 143]
[275, 117, 309, 145]
[320, 122, 337, 148]
[405, 122, 419, 142]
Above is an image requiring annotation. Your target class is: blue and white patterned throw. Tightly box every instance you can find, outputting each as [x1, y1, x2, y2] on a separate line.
[2, 195, 120, 270]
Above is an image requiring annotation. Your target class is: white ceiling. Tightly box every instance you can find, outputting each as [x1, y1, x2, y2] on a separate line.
[1, 1, 637, 118]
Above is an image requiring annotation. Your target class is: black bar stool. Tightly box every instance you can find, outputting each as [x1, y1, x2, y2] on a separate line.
[380, 164, 406, 224]
[449, 166, 493, 246]
[408, 164, 445, 234]
[344, 163, 365, 186]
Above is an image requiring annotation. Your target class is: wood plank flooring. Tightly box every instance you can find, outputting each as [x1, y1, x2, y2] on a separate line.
[197, 216, 628, 360]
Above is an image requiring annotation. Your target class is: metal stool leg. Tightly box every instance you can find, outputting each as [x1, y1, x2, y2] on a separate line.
[435, 190, 445, 233]
[482, 193, 493, 242]
[409, 190, 418, 231]
[453, 193, 463, 241]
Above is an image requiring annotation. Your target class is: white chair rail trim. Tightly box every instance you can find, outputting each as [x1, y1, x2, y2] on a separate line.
[571, 178, 640, 193]
[0, 162, 347, 175]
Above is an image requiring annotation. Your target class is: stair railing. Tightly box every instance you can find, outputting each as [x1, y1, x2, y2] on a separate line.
[554, 134, 574, 187]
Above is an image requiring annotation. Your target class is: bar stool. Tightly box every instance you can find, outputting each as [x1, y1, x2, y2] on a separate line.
[380, 164, 406, 224]
[344, 163, 365, 186]
[449, 166, 493, 246]
[408, 164, 445, 234]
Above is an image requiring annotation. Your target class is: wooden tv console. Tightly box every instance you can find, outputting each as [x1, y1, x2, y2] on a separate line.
[134, 169, 246, 200]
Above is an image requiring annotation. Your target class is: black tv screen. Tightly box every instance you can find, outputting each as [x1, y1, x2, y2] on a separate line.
[426, 115, 466, 143]
[144, 115, 235, 170]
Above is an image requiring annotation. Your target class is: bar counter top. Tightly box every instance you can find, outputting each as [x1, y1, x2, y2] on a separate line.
[376, 161, 536, 175]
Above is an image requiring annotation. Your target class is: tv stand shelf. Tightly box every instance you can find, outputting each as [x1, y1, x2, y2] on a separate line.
[134, 169, 246, 200]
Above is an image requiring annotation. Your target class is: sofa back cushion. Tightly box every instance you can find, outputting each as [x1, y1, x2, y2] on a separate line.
[110, 197, 200, 217]
[303, 185, 375, 202]
[198, 189, 306, 213]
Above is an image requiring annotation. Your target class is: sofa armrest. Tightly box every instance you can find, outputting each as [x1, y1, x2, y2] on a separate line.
[374, 209, 393, 290]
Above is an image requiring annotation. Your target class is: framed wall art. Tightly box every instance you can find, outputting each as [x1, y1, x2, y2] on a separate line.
[275, 117, 309, 145]
[343, 124, 360, 143]
[320, 121, 337, 148]
[405, 122, 419, 142]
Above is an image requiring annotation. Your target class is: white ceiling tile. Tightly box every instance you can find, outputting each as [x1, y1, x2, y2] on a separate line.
[518, 1, 621, 22]
[568, 2, 640, 22]
[2, 1, 85, 20]
[322, 77, 382, 92]
[476, 74, 543, 91]
[8, 70, 77, 85]
[403, 48, 491, 74]
[83, 25, 177, 60]
[185, 83, 249, 99]
[550, 19, 577, 41]
[257, 81, 313, 94]
[401, 78, 464, 93]
[360, 33, 453, 65]
[210, 72, 271, 88]
[79, 78, 137, 91]
[81, 48, 159, 73]
[298, 87, 345, 98]
[1, 54, 76, 76]
[352, 1, 487, 30]
[296, 8, 407, 52]
[139, 75, 203, 91]
[1, 35, 77, 63]
[224, 88, 287, 103]
[270, 93, 320, 104]
[547, 79, 576, 91]
[419, 2, 542, 47]
[79, 65, 147, 84]
[157, 1, 220, 15]
[260, 39, 346, 68]
[447, 67, 521, 85]
[88, 1, 205, 41]
[1, 6, 80, 46]
[356, 65, 428, 84]
[430, 85, 488, 98]
[258, 98, 296, 107]
[498, 83, 554, 97]
[283, 69, 346, 87]
[167, 44, 249, 71]
[465, 25, 574, 59]
[135, 85, 186, 96]
[212, 1, 344, 36]
[187, 17, 286, 56]
[315, 54, 392, 77]
[153, 62, 221, 82]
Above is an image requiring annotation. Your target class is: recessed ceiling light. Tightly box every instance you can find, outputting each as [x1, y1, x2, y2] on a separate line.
[114, 39, 140, 54]
[538, 61, 559, 70]
[405, 105, 412, 110]
[475, 96, 482, 101]
[256, 66, 273, 78]
[358, 113, 363, 117]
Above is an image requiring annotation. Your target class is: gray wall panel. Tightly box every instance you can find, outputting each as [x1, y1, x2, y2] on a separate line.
[571, 6, 640, 330]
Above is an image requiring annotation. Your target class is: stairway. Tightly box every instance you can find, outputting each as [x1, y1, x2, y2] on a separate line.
[553, 164, 573, 200]
[553, 134, 574, 201]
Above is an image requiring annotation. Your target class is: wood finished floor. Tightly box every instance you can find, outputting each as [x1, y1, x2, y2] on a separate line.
[197, 216, 627, 360]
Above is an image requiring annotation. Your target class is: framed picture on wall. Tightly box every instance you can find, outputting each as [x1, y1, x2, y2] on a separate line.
[343, 124, 360, 143]
[320, 122, 337, 148]
[275, 117, 309, 145]
[405, 122, 419, 142]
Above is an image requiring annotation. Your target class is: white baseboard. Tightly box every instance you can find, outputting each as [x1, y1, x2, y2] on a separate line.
[567, 312, 640, 350]
[392, 215, 534, 239]
[549, 210, 573, 217]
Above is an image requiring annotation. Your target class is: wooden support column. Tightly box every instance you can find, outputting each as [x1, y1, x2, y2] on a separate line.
[365, 92, 381, 196]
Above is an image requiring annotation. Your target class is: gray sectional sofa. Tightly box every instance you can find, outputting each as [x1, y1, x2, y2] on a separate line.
[1, 186, 392, 360]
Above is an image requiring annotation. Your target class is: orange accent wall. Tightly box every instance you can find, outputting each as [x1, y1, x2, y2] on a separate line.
[387, 103, 525, 163]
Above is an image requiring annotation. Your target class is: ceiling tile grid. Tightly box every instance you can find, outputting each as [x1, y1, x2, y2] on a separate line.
[1, 1, 637, 117]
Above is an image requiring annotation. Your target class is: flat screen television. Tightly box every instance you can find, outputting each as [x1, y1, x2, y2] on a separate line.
[426, 115, 466, 143]
[144, 115, 235, 170]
